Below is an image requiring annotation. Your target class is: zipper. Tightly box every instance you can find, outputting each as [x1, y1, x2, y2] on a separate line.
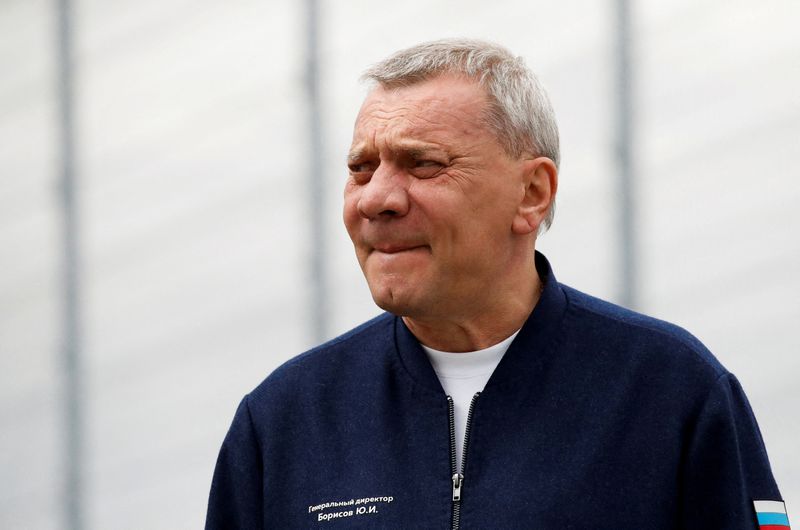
[448, 392, 481, 530]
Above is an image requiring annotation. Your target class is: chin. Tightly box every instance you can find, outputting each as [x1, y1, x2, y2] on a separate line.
[368, 282, 416, 317]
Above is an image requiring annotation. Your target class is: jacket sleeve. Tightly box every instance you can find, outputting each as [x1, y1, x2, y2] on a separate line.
[206, 394, 263, 530]
[680, 373, 784, 529]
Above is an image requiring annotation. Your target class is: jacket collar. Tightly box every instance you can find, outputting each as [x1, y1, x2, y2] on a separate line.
[393, 251, 568, 396]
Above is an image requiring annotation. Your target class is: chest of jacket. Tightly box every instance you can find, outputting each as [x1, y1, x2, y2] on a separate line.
[256, 369, 683, 529]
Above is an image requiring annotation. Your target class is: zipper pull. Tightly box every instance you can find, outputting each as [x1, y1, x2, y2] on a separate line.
[452, 473, 464, 501]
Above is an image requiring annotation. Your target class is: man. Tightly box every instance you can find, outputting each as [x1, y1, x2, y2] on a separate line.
[206, 39, 787, 529]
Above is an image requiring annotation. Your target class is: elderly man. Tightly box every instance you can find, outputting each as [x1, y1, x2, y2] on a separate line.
[206, 39, 786, 529]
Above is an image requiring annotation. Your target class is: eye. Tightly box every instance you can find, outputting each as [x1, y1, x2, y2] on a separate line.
[348, 162, 372, 173]
[347, 161, 377, 183]
[409, 159, 444, 178]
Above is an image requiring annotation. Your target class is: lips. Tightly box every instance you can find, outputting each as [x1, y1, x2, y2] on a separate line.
[373, 243, 426, 254]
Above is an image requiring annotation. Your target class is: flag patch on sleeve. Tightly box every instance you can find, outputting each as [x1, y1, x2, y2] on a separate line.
[754, 500, 791, 529]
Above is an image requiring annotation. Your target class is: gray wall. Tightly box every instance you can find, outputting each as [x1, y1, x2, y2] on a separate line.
[1, 0, 798, 527]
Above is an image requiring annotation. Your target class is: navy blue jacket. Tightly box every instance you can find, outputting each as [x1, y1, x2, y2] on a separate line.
[206, 254, 783, 529]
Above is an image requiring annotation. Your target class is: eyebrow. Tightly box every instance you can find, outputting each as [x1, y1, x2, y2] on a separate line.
[347, 149, 367, 163]
[347, 143, 445, 163]
[406, 148, 432, 159]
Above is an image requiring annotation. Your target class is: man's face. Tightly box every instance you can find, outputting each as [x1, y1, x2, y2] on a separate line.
[343, 75, 530, 320]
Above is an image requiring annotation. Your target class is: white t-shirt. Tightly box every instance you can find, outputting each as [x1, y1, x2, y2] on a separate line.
[422, 330, 520, 471]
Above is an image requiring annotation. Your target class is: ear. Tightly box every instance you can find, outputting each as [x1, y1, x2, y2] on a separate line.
[511, 157, 558, 235]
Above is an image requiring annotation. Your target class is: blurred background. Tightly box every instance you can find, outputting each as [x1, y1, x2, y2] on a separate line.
[1, 0, 798, 528]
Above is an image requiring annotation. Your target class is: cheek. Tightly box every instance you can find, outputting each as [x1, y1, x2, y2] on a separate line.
[342, 192, 361, 236]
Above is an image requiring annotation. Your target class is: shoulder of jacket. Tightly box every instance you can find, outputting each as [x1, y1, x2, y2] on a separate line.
[249, 312, 394, 400]
[559, 283, 728, 379]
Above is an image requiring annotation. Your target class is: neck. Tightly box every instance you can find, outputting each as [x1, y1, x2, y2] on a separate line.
[403, 264, 542, 352]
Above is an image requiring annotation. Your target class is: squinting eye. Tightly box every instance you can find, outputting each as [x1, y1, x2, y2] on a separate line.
[409, 159, 444, 178]
[348, 159, 378, 173]
[348, 162, 376, 183]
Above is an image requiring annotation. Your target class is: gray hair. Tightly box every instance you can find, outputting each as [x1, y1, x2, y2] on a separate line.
[362, 38, 560, 230]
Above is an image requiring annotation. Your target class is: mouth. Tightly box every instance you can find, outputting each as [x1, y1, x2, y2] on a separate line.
[372, 244, 427, 254]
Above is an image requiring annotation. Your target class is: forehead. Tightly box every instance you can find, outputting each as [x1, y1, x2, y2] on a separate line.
[351, 76, 492, 153]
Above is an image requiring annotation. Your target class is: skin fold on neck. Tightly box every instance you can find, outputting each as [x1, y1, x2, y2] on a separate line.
[402, 264, 542, 352]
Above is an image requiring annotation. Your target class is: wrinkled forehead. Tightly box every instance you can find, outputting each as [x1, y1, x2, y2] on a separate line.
[351, 76, 492, 150]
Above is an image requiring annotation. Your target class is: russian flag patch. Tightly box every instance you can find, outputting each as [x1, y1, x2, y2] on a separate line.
[754, 500, 791, 529]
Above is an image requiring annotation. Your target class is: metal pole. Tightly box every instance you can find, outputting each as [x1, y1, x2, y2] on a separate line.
[56, 0, 84, 527]
[615, 0, 637, 309]
[305, 0, 327, 342]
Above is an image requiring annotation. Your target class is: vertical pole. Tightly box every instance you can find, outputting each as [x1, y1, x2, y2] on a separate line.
[305, 0, 327, 342]
[615, 0, 637, 309]
[56, 0, 84, 528]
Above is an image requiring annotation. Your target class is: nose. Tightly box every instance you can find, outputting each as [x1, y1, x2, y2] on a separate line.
[356, 164, 410, 219]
